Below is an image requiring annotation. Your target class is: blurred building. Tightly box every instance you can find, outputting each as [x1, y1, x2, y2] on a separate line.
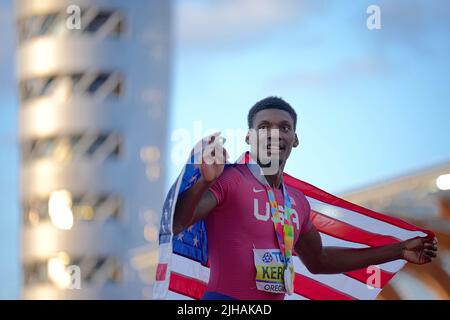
[16, 0, 171, 299]
[341, 162, 450, 300]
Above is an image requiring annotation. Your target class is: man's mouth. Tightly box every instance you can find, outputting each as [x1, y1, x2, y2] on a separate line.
[266, 144, 286, 153]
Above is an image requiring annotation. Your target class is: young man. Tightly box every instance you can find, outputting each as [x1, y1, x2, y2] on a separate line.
[172, 97, 438, 300]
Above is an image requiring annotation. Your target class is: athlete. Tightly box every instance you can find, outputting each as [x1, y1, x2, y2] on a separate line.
[172, 96, 438, 300]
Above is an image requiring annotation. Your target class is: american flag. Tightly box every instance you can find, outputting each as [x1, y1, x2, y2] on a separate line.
[153, 153, 434, 300]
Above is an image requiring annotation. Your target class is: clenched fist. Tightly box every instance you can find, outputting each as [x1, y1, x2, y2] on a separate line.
[200, 132, 229, 182]
[401, 237, 438, 265]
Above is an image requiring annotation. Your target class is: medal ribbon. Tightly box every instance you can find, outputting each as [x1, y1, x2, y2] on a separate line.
[246, 158, 296, 293]
[264, 182, 294, 269]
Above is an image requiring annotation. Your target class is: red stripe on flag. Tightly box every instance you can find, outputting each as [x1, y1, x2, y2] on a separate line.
[294, 273, 356, 300]
[283, 173, 434, 238]
[310, 211, 399, 287]
[169, 272, 207, 299]
[311, 210, 401, 246]
[156, 263, 168, 281]
[344, 268, 395, 289]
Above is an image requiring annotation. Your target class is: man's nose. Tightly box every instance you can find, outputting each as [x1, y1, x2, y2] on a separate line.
[267, 129, 281, 140]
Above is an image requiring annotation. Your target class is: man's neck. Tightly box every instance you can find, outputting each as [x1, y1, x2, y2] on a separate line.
[260, 162, 285, 189]
[250, 152, 286, 188]
[263, 172, 283, 189]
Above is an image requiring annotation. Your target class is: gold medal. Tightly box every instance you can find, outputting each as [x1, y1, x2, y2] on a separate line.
[284, 264, 294, 295]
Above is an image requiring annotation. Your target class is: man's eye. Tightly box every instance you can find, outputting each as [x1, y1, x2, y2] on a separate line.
[282, 126, 291, 131]
[259, 125, 268, 130]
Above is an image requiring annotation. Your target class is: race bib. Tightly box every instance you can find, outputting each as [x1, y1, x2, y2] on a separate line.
[253, 248, 286, 294]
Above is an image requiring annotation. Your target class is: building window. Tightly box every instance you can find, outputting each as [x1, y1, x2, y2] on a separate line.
[87, 73, 109, 94]
[23, 255, 122, 287]
[23, 193, 122, 226]
[20, 72, 123, 103]
[18, 9, 125, 43]
[20, 76, 56, 101]
[22, 133, 122, 163]
[18, 13, 62, 41]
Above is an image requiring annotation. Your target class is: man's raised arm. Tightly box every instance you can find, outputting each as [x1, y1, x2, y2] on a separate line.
[172, 133, 228, 235]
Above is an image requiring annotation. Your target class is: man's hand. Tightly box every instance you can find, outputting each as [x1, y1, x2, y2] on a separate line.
[200, 132, 229, 182]
[172, 133, 227, 235]
[401, 237, 438, 265]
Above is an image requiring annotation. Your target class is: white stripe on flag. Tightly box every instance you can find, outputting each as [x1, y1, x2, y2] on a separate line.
[307, 197, 427, 240]
[171, 254, 210, 284]
[318, 232, 406, 273]
[166, 290, 194, 300]
[293, 258, 382, 300]
[319, 232, 368, 249]
[284, 293, 310, 300]
[377, 259, 406, 274]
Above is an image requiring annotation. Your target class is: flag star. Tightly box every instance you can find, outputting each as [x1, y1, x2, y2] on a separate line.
[193, 237, 199, 247]
[189, 175, 197, 184]
[177, 232, 184, 241]
[187, 225, 194, 232]
[168, 198, 173, 208]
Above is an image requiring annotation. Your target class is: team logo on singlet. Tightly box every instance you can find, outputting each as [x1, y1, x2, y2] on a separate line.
[253, 199, 300, 230]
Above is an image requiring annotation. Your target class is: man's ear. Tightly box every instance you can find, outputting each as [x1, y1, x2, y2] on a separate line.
[293, 134, 299, 148]
[245, 131, 250, 145]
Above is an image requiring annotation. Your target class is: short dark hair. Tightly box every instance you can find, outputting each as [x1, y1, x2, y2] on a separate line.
[247, 96, 297, 130]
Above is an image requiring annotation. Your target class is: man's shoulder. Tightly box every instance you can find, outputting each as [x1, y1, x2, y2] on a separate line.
[220, 164, 248, 180]
[286, 184, 309, 204]
[207, 165, 248, 206]
[209, 165, 249, 194]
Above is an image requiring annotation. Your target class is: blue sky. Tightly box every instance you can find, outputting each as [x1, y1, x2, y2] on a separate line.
[1, 0, 450, 299]
[170, 0, 450, 193]
[0, 0, 18, 299]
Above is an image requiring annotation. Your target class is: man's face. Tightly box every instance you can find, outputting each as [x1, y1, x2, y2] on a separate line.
[247, 108, 299, 169]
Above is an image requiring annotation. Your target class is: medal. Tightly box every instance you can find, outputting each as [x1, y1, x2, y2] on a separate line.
[284, 263, 295, 295]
